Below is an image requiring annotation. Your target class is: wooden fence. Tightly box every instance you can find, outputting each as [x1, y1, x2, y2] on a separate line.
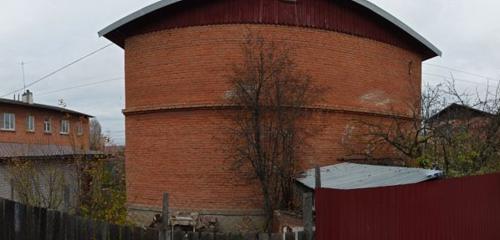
[0, 197, 158, 240]
[315, 172, 500, 240]
[1, 197, 312, 240]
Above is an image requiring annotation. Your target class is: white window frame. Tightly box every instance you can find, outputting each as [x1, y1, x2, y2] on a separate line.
[27, 115, 35, 132]
[60, 119, 70, 135]
[44, 118, 52, 133]
[2, 113, 16, 131]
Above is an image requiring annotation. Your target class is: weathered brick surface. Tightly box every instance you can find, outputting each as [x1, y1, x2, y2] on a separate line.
[125, 25, 421, 114]
[123, 24, 423, 216]
[0, 103, 90, 150]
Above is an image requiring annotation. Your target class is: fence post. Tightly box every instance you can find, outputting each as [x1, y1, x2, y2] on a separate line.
[315, 165, 321, 189]
[64, 185, 71, 213]
[303, 192, 313, 240]
[160, 193, 170, 240]
[10, 179, 15, 200]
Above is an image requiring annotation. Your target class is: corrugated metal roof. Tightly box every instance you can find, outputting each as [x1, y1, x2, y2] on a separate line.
[0, 98, 92, 118]
[296, 163, 443, 190]
[98, 0, 441, 57]
[0, 143, 101, 159]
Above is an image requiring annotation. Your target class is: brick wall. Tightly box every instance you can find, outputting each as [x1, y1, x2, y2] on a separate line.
[0, 103, 90, 150]
[123, 24, 423, 223]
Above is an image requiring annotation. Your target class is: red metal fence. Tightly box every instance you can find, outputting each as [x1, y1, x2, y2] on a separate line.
[315, 173, 500, 240]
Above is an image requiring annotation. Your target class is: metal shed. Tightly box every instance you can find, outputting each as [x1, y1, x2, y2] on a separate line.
[296, 163, 443, 190]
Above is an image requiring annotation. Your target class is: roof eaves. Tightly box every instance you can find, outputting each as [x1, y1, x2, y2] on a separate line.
[351, 0, 442, 57]
[98, 0, 442, 58]
[98, 0, 182, 38]
[0, 98, 93, 118]
[428, 103, 495, 122]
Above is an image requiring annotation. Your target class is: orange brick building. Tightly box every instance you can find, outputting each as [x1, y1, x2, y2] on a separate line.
[100, 0, 440, 229]
[0, 90, 91, 207]
[0, 91, 90, 150]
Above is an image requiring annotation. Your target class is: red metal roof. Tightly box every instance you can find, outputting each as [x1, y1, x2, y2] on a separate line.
[99, 0, 441, 60]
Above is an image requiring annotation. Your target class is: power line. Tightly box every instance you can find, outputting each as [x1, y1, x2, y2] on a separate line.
[1, 44, 113, 98]
[424, 63, 500, 82]
[37, 77, 123, 96]
[422, 72, 495, 86]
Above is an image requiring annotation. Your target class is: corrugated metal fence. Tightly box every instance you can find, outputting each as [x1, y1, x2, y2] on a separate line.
[315, 173, 500, 240]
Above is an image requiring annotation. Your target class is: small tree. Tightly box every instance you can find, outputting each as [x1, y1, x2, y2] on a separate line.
[6, 158, 66, 209]
[78, 155, 128, 224]
[225, 33, 321, 232]
[89, 118, 106, 151]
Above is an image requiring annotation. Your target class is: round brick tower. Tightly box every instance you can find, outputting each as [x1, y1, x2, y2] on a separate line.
[100, 0, 440, 229]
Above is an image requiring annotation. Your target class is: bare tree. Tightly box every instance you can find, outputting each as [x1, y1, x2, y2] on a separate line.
[347, 78, 500, 177]
[6, 157, 66, 209]
[225, 33, 321, 232]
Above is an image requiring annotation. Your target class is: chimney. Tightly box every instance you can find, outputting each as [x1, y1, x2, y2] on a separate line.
[22, 90, 34, 104]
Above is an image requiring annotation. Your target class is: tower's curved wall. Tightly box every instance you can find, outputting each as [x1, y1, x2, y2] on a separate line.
[123, 24, 422, 226]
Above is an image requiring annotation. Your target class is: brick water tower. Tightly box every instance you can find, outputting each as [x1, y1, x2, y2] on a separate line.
[99, 0, 440, 230]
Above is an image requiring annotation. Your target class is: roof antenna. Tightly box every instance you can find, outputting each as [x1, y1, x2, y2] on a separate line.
[20, 61, 26, 92]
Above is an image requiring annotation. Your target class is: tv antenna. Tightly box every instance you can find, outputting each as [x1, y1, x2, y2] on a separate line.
[20, 61, 27, 92]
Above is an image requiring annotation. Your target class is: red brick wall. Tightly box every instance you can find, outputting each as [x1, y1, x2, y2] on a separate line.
[124, 24, 423, 212]
[0, 103, 90, 150]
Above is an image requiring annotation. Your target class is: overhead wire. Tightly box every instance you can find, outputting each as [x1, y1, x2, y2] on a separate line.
[1, 43, 113, 98]
[36, 77, 123, 96]
[422, 72, 495, 86]
[424, 63, 500, 83]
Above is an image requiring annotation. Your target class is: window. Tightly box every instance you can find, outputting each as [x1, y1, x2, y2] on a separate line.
[2, 113, 15, 131]
[27, 115, 35, 132]
[44, 118, 52, 133]
[60, 120, 70, 134]
[77, 122, 84, 136]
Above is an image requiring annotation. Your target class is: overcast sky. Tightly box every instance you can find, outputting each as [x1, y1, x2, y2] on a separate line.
[1, 0, 499, 145]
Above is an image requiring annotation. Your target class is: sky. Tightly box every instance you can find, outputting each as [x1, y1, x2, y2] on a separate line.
[1, 0, 499, 145]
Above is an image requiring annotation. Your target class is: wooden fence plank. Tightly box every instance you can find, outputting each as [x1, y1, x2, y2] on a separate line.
[173, 231, 185, 240]
[283, 232, 293, 240]
[40, 207, 48, 240]
[144, 228, 159, 240]
[123, 225, 132, 240]
[79, 216, 86, 240]
[0, 199, 4, 240]
[189, 232, 200, 240]
[67, 213, 76, 240]
[4, 199, 15, 240]
[89, 219, 97, 240]
[46, 210, 55, 240]
[131, 226, 141, 240]
[243, 233, 256, 240]
[216, 232, 228, 240]
[16, 202, 27, 240]
[258, 233, 269, 240]
[109, 224, 120, 240]
[296, 231, 305, 240]
[60, 212, 66, 240]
